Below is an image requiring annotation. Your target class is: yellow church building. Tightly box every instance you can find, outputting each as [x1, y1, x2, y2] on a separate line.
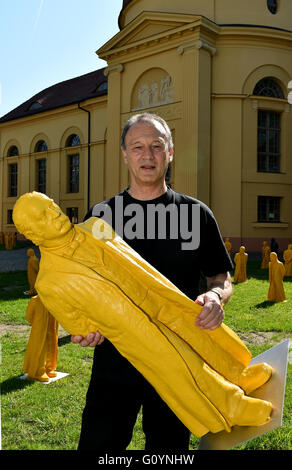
[1, 0, 292, 252]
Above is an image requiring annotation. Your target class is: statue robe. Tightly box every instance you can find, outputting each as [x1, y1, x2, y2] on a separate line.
[35, 217, 272, 437]
[234, 252, 248, 283]
[268, 260, 286, 302]
[283, 248, 292, 277]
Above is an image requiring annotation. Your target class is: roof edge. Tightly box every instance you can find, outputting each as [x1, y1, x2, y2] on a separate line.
[0, 92, 108, 125]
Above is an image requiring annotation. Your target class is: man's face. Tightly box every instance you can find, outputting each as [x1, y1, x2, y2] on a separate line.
[121, 121, 173, 187]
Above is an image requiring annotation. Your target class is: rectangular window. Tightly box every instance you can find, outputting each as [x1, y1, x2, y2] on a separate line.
[258, 196, 281, 222]
[66, 207, 78, 224]
[257, 110, 281, 172]
[8, 163, 18, 197]
[37, 159, 46, 194]
[7, 209, 13, 224]
[68, 154, 79, 193]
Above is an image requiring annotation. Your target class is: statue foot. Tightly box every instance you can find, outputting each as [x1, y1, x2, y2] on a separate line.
[28, 373, 50, 382]
[46, 370, 57, 378]
[239, 362, 273, 395]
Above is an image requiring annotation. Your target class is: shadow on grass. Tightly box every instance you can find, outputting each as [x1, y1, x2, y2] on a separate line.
[0, 375, 34, 395]
[254, 300, 277, 309]
[0, 290, 31, 301]
[58, 335, 72, 346]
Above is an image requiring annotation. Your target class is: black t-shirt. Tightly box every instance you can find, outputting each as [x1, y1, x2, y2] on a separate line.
[84, 186, 233, 301]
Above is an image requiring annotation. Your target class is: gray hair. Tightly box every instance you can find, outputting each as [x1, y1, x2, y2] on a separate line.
[121, 113, 173, 150]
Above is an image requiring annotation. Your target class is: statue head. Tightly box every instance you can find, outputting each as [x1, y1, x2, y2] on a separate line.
[270, 252, 278, 263]
[27, 248, 35, 257]
[13, 192, 72, 247]
[239, 246, 245, 253]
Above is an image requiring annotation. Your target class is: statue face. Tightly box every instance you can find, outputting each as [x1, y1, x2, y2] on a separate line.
[13, 192, 72, 245]
[33, 197, 72, 242]
[270, 252, 277, 262]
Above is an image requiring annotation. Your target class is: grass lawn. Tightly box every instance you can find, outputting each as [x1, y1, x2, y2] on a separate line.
[1, 261, 291, 450]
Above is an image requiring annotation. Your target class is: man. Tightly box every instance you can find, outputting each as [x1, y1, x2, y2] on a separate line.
[72, 113, 234, 451]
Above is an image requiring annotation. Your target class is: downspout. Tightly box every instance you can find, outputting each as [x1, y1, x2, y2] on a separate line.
[78, 102, 91, 211]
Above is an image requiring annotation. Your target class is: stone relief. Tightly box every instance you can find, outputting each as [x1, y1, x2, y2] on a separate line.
[137, 75, 174, 109]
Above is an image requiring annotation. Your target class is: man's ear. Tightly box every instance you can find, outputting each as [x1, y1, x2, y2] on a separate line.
[169, 147, 174, 162]
[121, 147, 128, 164]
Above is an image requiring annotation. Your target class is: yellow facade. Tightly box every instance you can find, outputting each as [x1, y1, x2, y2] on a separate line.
[1, 0, 292, 252]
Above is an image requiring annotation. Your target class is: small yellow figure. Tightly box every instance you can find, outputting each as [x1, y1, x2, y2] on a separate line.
[13, 192, 273, 437]
[283, 244, 292, 277]
[4, 232, 13, 250]
[0, 231, 4, 245]
[233, 246, 248, 283]
[23, 295, 59, 382]
[25, 248, 40, 295]
[268, 252, 286, 302]
[224, 237, 232, 256]
[261, 241, 271, 269]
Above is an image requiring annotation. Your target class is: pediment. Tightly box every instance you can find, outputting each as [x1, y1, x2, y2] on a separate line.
[97, 11, 200, 56]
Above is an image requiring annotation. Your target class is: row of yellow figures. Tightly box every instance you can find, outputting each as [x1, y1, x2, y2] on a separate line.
[261, 241, 292, 275]
[0, 232, 17, 250]
[224, 239, 290, 303]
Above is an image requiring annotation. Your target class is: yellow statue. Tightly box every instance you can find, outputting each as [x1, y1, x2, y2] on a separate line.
[283, 244, 292, 277]
[4, 232, 14, 250]
[261, 242, 271, 269]
[23, 295, 59, 382]
[13, 192, 273, 438]
[224, 237, 232, 256]
[25, 248, 40, 295]
[268, 252, 286, 302]
[233, 246, 248, 283]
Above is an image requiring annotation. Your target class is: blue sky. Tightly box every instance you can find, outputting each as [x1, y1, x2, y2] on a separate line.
[0, 0, 122, 118]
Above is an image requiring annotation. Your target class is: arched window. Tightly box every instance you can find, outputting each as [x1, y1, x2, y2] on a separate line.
[7, 145, 19, 157]
[66, 134, 81, 147]
[258, 110, 281, 172]
[253, 78, 284, 99]
[267, 0, 278, 15]
[35, 140, 48, 152]
[253, 78, 284, 173]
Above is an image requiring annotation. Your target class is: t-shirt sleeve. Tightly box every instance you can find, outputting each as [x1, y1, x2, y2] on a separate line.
[198, 205, 234, 277]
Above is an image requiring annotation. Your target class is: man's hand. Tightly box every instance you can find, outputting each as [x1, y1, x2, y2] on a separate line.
[71, 331, 105, 347]
[195, 292, 224, 330]
[194, 272, 232, 330]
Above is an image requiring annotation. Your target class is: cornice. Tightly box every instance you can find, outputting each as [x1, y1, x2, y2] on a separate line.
[217, 24, 292, 46]
[98, 14, 292, 64]
[97, 13, 219, 61]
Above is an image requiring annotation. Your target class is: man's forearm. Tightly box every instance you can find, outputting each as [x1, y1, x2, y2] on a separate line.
[206, 272, 232, 305]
